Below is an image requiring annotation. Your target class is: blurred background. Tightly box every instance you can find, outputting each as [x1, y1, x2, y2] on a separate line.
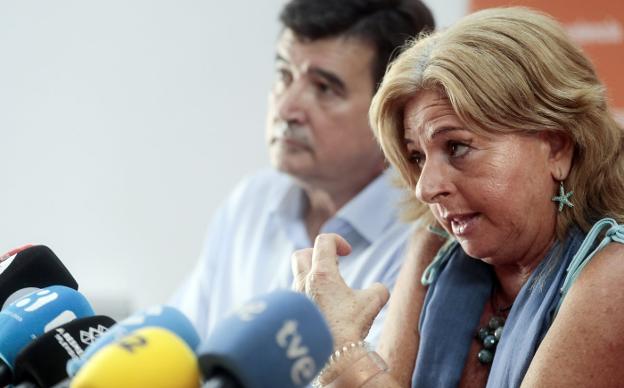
[0, 0, 620, 319]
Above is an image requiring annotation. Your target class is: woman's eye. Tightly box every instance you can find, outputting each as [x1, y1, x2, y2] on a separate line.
[448, 141, 470, 158]
[408, 151, 425, 169]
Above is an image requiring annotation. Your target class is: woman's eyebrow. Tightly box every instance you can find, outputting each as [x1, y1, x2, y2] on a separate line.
[425, 125, 463, 141]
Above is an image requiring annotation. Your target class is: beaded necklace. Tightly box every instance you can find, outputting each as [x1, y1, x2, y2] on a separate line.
[475, 282, 513, 365]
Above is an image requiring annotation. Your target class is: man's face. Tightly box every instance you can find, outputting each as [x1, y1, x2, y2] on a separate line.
[266, 29, 385, 191]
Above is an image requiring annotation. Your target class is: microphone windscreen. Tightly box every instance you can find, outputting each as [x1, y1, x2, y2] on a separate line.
[50, 377, 71, 388]
[0, 244, 33, 266]
[0, 245, 78, 310]
[0, 285, 94, 370]
[71, 327, 200, 388]
[198, 290, 333, 388]
[66, 305, 200, 377]
[13, 315, 116, 387]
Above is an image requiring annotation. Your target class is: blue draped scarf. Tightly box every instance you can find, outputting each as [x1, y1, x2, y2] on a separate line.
[412, 228, 586, 387]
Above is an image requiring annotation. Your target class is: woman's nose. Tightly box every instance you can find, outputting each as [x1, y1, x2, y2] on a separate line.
[415, 158, 452, 203]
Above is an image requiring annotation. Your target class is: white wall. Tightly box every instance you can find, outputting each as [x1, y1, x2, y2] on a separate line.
[0, 0, 466, 319]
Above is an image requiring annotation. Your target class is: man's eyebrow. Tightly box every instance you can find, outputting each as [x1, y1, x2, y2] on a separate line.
[309, 67, 346, 94]
[273, 54, 347, 95]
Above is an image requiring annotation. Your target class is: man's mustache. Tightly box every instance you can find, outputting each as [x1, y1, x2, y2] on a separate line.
[271, 122, 312, 147]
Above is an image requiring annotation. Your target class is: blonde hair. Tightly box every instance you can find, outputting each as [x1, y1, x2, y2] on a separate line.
[370, 7, 624, 238]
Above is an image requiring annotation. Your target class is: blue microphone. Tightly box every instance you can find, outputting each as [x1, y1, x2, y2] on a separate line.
[0, 285, 93, 385]
[66, 305, 200, 377]
[198, 290, 333, 388]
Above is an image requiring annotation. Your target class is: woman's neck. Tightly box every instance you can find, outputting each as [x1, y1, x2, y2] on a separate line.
[493, 235, 557, 304]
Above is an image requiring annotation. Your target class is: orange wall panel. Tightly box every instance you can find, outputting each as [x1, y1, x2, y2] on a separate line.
[470, 0, 624, 124]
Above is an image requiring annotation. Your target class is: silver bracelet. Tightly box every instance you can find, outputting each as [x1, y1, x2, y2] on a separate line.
[313, 340, 369, 387]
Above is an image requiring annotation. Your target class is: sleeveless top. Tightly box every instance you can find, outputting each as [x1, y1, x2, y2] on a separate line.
[412, 218, 624, 387]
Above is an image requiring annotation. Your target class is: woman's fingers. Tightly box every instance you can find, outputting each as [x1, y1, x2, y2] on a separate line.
[291, 234, 387, 346]
[291, 248, 313, 292]
[310, 233, 352, 274]
[360, 282, 390, 319]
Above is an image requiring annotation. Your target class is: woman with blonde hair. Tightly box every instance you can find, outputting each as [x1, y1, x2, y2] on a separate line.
[292, 7, 624, 387]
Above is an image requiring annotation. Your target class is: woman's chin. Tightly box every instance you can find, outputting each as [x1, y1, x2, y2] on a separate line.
[456, 239, 491, 260]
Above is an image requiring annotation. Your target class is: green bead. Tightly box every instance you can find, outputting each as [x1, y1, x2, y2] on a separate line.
[478, 349, 494, 364]
[488, 316, 505, 330]
[483, 335, 497, 349]
[477, 327, 489, 341]
[494, 326, 503, 340]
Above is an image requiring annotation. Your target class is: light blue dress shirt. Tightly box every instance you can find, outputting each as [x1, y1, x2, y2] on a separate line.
[170, 168, 413, 343]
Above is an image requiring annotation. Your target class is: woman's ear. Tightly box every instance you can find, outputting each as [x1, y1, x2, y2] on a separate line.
[540, 131, 574, 180]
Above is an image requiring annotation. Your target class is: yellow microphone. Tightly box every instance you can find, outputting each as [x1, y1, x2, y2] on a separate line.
[70, 327, 200, 388]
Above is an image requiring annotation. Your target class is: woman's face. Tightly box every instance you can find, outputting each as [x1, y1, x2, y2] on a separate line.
[403, 89, 561, 266]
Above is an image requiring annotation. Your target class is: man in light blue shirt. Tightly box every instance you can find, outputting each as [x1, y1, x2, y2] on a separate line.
[170, 0, 435, 343]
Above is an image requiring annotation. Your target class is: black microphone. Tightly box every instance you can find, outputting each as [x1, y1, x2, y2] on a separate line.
[0, 245, 78, 309]
[202, 375, 241, 388]
[50, 378, 71, 388]
[12, 315, 116, 388]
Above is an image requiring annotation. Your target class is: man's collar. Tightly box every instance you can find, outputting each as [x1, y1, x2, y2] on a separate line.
[334, 169, 403, 243]
[270, 169, 405, 243]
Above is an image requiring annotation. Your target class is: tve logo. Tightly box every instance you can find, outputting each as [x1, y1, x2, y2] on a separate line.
[276, 320, 316, 386]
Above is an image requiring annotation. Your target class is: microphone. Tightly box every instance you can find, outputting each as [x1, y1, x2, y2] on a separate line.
[0, 244, 33, 265]
[198, 290, 333, 388]
[70, 327, 201, 388]
[12, 315, 116, 388]
[0, 245, 78, 310]
[50, 379, 71, 388]
[0, 285, 93, 386]
[66, 305, 200, 377]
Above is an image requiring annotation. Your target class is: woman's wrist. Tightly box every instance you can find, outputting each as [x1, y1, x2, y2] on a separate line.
[313, 341, 388, 387]
[314, 341, 369, 386]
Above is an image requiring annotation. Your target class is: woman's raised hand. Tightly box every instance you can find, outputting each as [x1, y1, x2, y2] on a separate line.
[291, 233, 389, 348]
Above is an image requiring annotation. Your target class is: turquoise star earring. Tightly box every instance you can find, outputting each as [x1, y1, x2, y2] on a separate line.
[552, 181, 574, 212]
